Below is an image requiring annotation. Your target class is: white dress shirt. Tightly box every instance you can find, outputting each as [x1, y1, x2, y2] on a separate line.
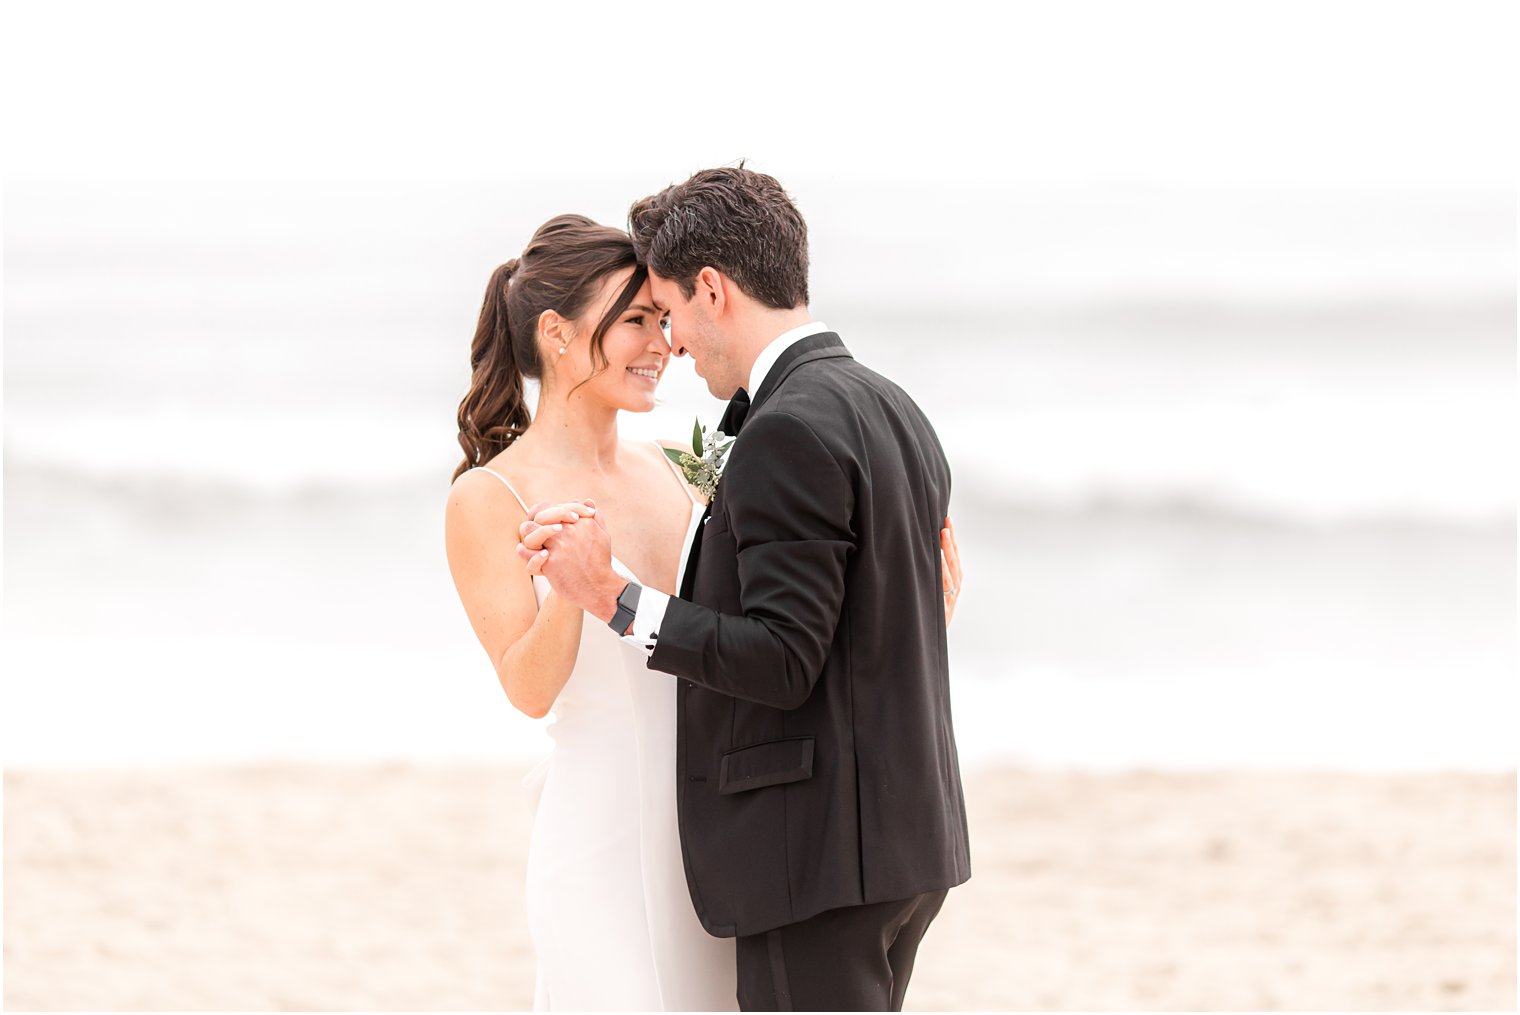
[620, 320, 831, 651]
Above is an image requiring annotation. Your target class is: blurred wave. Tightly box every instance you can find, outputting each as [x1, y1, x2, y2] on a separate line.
[6, 300, 1512, 525]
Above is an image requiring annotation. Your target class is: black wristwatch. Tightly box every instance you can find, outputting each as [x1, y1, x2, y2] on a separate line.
[609, 581, 642, 634]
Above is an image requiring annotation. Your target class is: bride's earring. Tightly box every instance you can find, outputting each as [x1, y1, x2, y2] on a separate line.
[558, 345, 566, 356]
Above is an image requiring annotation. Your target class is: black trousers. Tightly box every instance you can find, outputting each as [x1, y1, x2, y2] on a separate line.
[734, 889, 949, 1011]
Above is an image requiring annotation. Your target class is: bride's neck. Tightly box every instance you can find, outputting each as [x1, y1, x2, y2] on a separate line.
[521, 384, 622, 471]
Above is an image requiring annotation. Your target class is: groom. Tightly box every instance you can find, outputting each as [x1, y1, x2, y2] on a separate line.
[519, 166, 971, 1011]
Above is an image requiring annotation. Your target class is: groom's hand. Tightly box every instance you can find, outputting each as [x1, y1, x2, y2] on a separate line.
[515, 500, 626, 624]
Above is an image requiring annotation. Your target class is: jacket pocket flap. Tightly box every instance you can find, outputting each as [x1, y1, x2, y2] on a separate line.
[718, 736, 815, 795]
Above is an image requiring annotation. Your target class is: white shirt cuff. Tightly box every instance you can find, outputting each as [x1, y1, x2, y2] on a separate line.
[619, 587, 670, 655]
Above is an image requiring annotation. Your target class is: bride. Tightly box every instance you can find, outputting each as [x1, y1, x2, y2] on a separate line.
[443, 213, 965, 1011]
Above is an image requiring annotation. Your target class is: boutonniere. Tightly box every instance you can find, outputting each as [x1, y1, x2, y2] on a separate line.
[663, 417, 736, 500]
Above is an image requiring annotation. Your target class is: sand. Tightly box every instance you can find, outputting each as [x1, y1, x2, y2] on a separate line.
[4, 763, 1514, 1011]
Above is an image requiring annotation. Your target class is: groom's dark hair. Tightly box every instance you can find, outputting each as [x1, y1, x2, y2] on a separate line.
[628, 164, 809, 310]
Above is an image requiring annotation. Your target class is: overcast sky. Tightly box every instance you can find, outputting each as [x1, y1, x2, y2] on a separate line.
[3, 0, 1514, 187]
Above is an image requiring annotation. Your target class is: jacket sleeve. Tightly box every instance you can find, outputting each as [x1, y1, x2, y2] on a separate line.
[648, 410, 854, 710]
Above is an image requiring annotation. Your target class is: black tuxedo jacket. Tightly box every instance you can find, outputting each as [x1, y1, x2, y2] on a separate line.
[649, 331, 972, 938]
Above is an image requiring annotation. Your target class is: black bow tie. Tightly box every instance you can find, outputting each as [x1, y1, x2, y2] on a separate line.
[719, 388, 751, 436]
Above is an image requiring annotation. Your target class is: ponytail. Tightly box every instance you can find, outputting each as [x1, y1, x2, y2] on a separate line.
[453, 258, 533, 481]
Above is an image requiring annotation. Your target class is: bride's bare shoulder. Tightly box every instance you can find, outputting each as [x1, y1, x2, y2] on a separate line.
[622, 435, 685, 461]
[446, 449, 535, 525]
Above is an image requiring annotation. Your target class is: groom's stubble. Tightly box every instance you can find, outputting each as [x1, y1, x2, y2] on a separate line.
[655, 274, 747, 400]
[689, 304, 747, 400]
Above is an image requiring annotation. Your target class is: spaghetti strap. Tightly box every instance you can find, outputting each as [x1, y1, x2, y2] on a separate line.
[653, 441, 702, 505]
[474, 466, 532, 514]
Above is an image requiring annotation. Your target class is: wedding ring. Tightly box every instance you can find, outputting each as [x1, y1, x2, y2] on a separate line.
[948, 584, 959, 597]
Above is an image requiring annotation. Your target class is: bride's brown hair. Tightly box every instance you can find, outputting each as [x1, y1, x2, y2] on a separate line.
[453, 214, 648, 481]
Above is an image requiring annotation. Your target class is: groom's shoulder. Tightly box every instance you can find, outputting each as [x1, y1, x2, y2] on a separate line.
[757, 359, 935, 474]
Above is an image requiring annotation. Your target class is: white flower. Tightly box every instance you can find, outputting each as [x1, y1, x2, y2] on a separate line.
[665, 418, 736, 499]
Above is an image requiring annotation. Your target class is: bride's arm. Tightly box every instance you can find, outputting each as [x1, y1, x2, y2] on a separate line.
[445, 473, 584, 719]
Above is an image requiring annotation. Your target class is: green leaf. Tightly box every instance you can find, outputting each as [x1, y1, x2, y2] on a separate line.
[691, 418, 703, 456]
[662, 447, 688, 466]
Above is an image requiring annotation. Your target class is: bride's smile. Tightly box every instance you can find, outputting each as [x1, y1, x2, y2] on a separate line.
[551, 268, 672, 415]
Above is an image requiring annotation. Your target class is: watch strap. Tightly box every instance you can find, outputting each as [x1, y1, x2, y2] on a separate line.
[608, 581, 641, 634]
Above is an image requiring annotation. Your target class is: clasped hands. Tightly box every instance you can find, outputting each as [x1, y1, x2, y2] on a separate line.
[521, 501, 966, 629]
[516, 500, 624, 624]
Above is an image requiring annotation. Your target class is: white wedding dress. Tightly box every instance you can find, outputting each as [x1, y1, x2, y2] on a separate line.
[475, 447, 738, 1012]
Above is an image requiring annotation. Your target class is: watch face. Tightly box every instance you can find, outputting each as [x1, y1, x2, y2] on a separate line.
[610, 583, 639, 632]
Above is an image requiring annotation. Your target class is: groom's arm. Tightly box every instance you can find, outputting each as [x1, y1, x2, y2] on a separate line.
[645, 410, 855, 710]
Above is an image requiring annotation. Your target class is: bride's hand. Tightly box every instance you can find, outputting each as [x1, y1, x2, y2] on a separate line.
[941, 515, 964, 626]
[518, 500, 599, 572]
[522, 499, 598, 530]
[516, 498, 620, 620]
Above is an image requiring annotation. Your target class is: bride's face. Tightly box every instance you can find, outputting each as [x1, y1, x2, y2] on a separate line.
[553, 269, 671, 413]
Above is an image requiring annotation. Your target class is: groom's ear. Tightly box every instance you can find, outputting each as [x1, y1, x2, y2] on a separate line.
[697, 266, 726, 314]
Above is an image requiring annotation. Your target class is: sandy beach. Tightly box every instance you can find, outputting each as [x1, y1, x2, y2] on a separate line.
[4, 762, 1513, 1011]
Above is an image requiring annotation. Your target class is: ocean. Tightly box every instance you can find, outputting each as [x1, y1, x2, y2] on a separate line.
[3, 179, 1514, 769]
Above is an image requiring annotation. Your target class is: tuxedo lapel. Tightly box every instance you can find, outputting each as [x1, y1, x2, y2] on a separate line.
[679, 510, 707, 599]
[679, 391, 744, 599]
[676, 332, 851, 602]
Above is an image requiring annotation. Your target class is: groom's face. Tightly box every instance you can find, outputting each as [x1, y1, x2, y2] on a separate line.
[649, 270, 741, 399]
